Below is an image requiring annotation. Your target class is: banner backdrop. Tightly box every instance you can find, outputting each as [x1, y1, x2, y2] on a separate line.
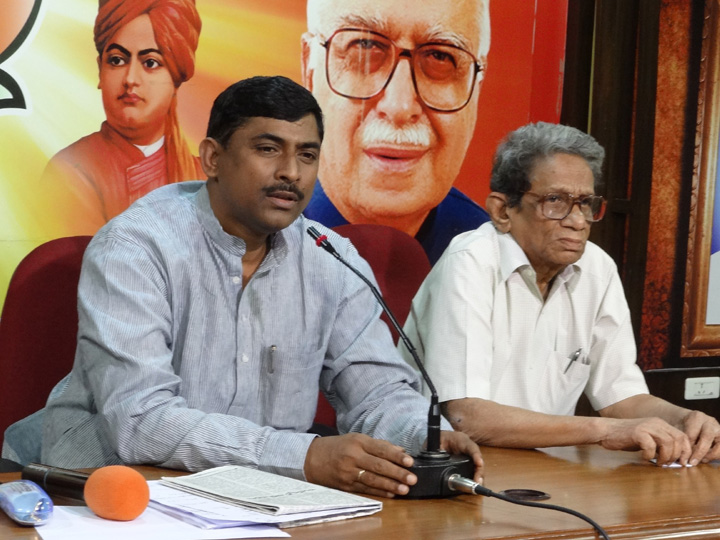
[0, 0, 567, 308]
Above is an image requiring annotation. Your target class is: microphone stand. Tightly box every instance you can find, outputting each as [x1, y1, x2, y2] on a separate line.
[307, 227, 475, 498]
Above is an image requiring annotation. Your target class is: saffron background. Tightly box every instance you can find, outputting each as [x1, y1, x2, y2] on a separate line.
[0, 0, 567, 309]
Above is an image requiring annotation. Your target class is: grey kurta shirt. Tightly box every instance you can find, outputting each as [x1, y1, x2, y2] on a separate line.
[42, 181, 437, 478]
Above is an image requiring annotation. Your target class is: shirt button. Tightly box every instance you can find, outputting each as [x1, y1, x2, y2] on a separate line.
[232, 276, 241, 285]
[241, 354, 249, 363]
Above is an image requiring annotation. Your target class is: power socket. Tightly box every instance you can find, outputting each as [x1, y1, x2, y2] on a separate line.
[684, 377, 720, 400]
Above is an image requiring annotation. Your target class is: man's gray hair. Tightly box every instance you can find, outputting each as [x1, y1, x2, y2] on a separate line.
[490, 122, 605, 207]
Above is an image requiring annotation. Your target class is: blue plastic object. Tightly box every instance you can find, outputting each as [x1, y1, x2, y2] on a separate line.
[0, 480, 53, 526]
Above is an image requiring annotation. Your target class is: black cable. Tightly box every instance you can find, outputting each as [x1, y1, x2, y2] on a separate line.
[474, 484, 610, 540]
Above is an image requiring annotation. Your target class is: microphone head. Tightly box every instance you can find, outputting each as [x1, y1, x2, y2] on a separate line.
[306, 226, 338, 255]
[307, 226, 320, 240]
[83, 465, 150, 521]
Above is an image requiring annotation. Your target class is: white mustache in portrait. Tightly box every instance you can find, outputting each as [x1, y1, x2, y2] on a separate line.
[361, 119, 432, 148]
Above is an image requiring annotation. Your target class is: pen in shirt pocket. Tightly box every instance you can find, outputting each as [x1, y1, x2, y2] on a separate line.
[563, 348, 583, 374]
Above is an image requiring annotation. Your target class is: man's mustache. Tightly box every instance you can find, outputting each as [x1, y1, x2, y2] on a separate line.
[263, 183, 305, 200]
[361, 119, 432, 147]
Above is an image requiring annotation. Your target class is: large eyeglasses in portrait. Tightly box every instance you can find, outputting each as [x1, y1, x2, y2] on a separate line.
[320, 28, 484, 113]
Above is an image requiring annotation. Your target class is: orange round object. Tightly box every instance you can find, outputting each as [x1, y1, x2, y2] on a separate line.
[83, 465, 150, 521]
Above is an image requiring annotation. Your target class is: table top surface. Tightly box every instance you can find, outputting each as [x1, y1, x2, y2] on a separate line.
[2, 445, 720, 540]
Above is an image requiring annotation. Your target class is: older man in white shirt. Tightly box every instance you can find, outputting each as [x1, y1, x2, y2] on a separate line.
[402, 122, 720, 467]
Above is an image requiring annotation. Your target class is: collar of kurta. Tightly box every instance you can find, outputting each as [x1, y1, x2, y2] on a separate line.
[193, 182, 290, 268]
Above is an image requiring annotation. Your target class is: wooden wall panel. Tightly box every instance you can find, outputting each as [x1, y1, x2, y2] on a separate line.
[638, 0, 696, 368]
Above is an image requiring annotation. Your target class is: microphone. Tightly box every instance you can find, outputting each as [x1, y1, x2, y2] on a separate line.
[307, 226, 475, 498]
[305, 227, 613, 537]
[22, 463, 150, 521]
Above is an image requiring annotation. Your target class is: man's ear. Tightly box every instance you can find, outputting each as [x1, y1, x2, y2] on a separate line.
[300, 32, 314, 92]
[476, 56, 488, 95]
[486, 192, 512, 233]
[199, 137, 221, 180]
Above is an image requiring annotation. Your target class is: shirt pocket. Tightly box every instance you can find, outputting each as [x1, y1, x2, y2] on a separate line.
[538, 350, 591, 415]
[260, 345, 325, 430]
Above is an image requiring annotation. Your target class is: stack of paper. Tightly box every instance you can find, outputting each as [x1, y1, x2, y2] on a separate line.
[151, 466, 382, 529]
[37, 505, 288, 540]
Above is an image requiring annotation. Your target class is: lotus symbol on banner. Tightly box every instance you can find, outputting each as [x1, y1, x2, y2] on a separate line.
[0, 0, 42, 111]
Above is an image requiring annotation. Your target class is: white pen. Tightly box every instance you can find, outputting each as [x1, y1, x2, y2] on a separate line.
[563, 348, 582, 374]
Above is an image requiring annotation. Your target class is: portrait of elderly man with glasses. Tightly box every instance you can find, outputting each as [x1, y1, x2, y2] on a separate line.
[400, 122, 720, 466]
[301, 0, 491, 264]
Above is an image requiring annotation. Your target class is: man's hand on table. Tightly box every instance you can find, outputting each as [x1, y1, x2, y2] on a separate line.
[304, 433, 416, 497]
[304, 431, 484, 497]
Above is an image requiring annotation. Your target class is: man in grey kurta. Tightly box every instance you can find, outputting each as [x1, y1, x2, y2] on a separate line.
[38, 76, 482, 497]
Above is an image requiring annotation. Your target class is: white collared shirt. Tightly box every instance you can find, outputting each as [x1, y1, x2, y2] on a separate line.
[134, 136, 164, 157]
[401, 222, 648, 416]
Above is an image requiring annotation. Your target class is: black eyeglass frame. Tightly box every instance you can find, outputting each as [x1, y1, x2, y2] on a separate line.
[318, 28, 485, 113]
[524, 191, 607, 223]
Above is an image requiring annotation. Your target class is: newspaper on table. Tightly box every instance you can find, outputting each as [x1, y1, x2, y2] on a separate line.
[155, 466, 382, 528]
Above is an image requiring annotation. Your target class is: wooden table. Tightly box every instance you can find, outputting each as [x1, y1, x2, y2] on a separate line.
[2, 445, 720, 539]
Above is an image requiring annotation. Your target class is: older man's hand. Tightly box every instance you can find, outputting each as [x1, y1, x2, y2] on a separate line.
[437, 430, 484, 484]
[599, 417, 692, 466]
[304, 433, 417, 498]
[682, 410, 720, 465]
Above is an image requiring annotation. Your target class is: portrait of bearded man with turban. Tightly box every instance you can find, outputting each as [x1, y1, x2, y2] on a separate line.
[40, 0, 202, 236]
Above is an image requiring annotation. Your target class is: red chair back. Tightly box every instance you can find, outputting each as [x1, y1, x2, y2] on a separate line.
[333, 224, 431, 343]
[0, 236, 92, 448]
[314, 224, 432, 429]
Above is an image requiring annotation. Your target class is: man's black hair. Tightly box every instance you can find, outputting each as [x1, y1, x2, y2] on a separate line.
[206, 76, 324, 147]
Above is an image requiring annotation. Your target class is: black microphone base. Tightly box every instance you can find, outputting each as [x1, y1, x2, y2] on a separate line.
[401, 452, 475, 499]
